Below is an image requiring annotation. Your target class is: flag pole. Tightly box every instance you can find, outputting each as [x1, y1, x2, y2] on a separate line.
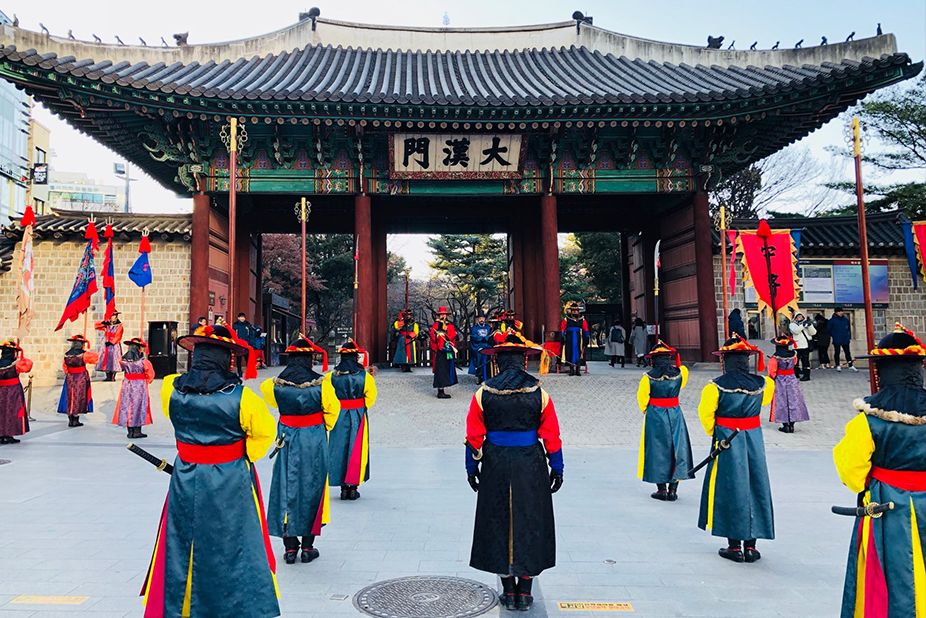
[853, 117, 877, 394]
[295, 198, 310, 335]
[653, 240, 661, 339]
[719, 204, 729, 339]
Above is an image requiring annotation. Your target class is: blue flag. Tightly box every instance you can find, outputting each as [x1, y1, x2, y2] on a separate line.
[128, 252, 152, 287]
[55, 239, 98, 331]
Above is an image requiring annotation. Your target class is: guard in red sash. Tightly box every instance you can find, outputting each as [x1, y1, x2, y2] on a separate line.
[112, 337, 155, 439]
[328, 340, 377, 501]
[430, 307, 459, 399]
[95, 311, 124, 381]
[834, 324, 926, 617]
[141, 324, 279, 618]
[0, 340, 32, 445]
[57, 334, 98, 427]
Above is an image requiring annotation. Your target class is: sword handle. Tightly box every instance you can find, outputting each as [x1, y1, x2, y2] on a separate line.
[126, 442, 173, 475]
[831, 501, 894, 518]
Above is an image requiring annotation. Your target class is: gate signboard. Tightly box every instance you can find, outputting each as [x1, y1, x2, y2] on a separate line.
[390, 133, 523, 179]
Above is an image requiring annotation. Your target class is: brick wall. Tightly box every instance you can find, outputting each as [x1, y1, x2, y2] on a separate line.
[0, 237, 191, 385]
[713, 253, 926, 362]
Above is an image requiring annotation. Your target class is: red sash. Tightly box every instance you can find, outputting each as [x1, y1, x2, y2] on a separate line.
[65, 366, 86, 374]
[777, 368, 795, 376]
[715, 415, 761, 430]
[0, 378, 20, 386]
[124, 374, 147, 380]
[871, 467, 926, 491]
[279, 413, 324, 427]
[650, 397, 679, 408]
[176, 439, 246, 464]
[340, 398, 366, 409]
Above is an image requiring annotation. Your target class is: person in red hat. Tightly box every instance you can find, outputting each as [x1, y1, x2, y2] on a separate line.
[392, 309, 419, 373]
[429, 306, 459, 399]
[57, 334, 98, 427]
[261, 336, 340, 565]
[697, 334, 775, 563]
[95, 310, 124, 381]
[834, 323, 926, 617]
[0, 340, 33, 445]
[141, 323, 279, 618]
[767, 335, 810, 434]
[328, 339, 377, 501]
[112, 337, 155, 439]
[465, 332, 563, 611]
[637, 340, 694, 501]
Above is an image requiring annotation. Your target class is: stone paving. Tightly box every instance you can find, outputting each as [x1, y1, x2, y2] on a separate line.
[0, 362, 872, 617]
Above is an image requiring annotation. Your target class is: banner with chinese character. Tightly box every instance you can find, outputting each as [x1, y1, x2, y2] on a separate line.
[16, 206, 36, 338]
[390, 133, 522, 179]
[904, 221, 926, 290]
[736, 221, 800, 317]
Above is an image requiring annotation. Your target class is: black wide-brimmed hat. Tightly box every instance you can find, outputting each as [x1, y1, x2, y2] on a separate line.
[67, 334, 90, 347]
[713, 333, 765, 371]
[284, 335, 328, 371]
[771, 335, 796, 357]
[859, 323, 926, 360]
[177, 324, 248, 356]
[126, 337, 146, 347]
[481, 331, 543, 356]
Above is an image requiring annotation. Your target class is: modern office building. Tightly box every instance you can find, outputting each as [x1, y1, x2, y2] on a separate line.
[0, 10, 30, 225]
[26, 116, 50, 214]
[46, 171, 122, 213]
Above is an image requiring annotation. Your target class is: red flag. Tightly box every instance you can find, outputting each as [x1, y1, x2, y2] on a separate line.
[55, 229, 98, 331]
[911, 223, 926, 283]
[737, 221, 799, 316]
[101, 224, 117, 319]
[16, 206, 36, 337]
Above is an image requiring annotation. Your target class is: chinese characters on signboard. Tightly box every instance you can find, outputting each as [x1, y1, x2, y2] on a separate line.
[391, 134, 522, 179]
[31, 163, 48, 185]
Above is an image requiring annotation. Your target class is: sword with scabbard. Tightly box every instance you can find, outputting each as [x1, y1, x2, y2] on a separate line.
[126, 443, 173, 475]
[831, 501, 895, 518]
[269, 432, 286, 459]
[688, 429, 741, 477]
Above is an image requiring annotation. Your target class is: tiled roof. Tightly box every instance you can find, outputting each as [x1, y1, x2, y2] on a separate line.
[0, 43, 916, 107]
[0, 209, 192, 272]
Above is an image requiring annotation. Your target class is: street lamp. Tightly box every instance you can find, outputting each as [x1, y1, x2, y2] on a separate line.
[113, 162, 137, 213]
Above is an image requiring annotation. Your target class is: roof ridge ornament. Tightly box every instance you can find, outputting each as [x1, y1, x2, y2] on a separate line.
[571, 11, 593, 35]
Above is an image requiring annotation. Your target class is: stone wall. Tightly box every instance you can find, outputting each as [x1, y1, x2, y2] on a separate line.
[0, 237, 191, 386]
[712, 253, 926, 363]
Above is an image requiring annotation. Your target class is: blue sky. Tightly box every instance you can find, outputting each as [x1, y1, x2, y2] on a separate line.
[10, 0, 925, 274]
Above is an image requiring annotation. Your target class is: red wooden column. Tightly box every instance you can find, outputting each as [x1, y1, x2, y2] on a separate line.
[354, 194, 375, 350]
[693, 188, 719, 360]
[234, 229, 252, 320]
[372, 215, 388, 363]
[190, 193, 210, 326]
[539, 194, 561, 340]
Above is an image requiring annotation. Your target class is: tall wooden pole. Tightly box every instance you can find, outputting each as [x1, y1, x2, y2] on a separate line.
[296, 197, 310, 335]
[719, 204, 729, 339]
[853, 116, 877, 394]
[227, 118, 238, 322]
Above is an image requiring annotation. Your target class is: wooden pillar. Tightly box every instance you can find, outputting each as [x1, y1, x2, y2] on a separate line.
[254, 235, 264, 327]
[354, 194, 374, 350]
[234, 229, 252, 320]
[190, 193, 210, 326]
[509, 229, 524, 318]
[372, 216, 388, 363]
[539, 194, 561, 340]
[693, 188, 719, 361]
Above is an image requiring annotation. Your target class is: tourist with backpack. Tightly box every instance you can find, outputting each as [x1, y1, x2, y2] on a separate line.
[605, 321, 626, 367]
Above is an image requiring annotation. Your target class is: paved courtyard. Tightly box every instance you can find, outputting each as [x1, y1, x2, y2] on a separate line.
[0, 363, 872, 617]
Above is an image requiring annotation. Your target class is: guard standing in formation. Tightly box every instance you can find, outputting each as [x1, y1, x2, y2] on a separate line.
[141, 323, 279, 618]
[465, 332, 563, 612]
[0, 340, 32, 445]
[468, 311, 491, 384]
[430, 307, 458, 399]
[261, 336, 340, 565]
[559, 301, 589, 376]
[392, 310, 419, 372]
[57, 334, 97, 427]
[328, 340, 377, 501]
[636, 340, 693, 501]
[112, 337, 154, 439]
[834, 324, 926, 617]
[767, 335, 810, 434]
[697, 335, 775, 563]
[95, 310, 124, 381]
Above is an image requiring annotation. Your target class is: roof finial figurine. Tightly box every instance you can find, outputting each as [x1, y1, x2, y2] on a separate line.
[820, 36, 828, 46]
[67, 29, 75, 40]
[727, 40, 735, 50]
[92, 34, 102, 43]
[173, 32, 189, 46]
[299, 7, 321, 31]
[794, 39, 803, 49]
[160, 36, 168, 47]
[876, 23, 882, 36]
[846, 31, 855, 42]
[572, 11, 593, 34]
[442, 11, 450, 27]
[39, 23, 48, 36]
[749, 41, 757, 50]
[115, 35, 125, 45]
[771, 41, 780, 50]
[139, 37, 147, 46]
[11, 14, 18, 27]
[706, 35, 724, 49]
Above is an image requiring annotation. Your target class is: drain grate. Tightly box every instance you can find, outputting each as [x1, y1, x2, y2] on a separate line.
[353, 576, 497, 618]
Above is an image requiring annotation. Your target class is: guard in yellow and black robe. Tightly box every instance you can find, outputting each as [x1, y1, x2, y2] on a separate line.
[328, 340, 377, 501]
[637, 340, 693, 501]
[697, 335, 775, 564]
[834, 324, 926, 617]
[141, 324, 279, 618]
[261, 336, 340, 565]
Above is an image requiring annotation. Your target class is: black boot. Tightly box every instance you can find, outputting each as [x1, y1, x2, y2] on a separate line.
[651, 483, 668, 501]
[136, 427, 148, 439]
[437, 388, 451, 399]
[127, 427, 134, 438]
[106, 372, 115, 382]
[349, 486, 360, 500]
[719, 539, 745, 563]
[787, 422, 795, 434]
[744, 539, 761, 563]
[499, 576, 517, 610]
[283, 537, 299, 564]
[0, 436, 9, 444]
[666, 481, 679, 502]
[778, 423, 789, 433]
[5, 436, 19, 444]
[340, 486, 351, 500]
[301, 535, 319, 562]
[516, 577, 533, 611]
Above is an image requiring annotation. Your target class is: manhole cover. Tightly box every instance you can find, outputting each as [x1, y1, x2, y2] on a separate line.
[353, 576, 497, 618]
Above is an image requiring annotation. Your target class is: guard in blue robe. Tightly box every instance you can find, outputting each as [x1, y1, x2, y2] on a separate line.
[328, 340, 377, 501]
[468, 312, 491, 384]
[559, 301, 589, 377]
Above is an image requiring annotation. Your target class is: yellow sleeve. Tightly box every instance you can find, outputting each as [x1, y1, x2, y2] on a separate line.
[762, 376, 775, 406]
[239, 386, 278, 462]
[413, 324, 419, 336]
[321, 373, 341, 431]
[636, 376, 650, 412]
[161, 374, 178, 419]
[363, 371, 378, 409]
[697, 383, 720, 436]
[680, 365, 689, 390]
[259, 378, 278, 409]
[833, 413, 876, 494]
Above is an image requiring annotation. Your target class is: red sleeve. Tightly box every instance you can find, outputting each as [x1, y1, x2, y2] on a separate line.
[559, 319, 567, 332]
[16, 357, 33, 373]
[429, 324, 438, 350]
[582, 319, 589, 332]
[538, 397, 562, 454]
[466, 395, 486, 450]
[108, 324, 124, 344]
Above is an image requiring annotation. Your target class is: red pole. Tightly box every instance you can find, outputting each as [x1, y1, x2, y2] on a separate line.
[853, 117, 877, 394]
[300, 197, 307, 335]
[227, 118, 238, 322]
[719, 205, 729, 339]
